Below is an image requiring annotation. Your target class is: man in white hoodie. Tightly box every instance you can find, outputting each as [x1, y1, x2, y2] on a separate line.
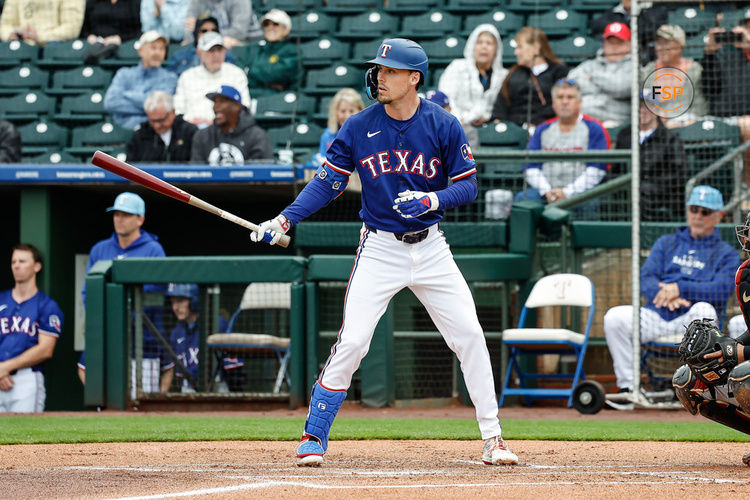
[438, 24, 507, 149]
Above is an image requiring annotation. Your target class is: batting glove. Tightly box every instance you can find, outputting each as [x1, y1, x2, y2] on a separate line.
[392, 190, 439, 218]
[250, 214, 290, 246]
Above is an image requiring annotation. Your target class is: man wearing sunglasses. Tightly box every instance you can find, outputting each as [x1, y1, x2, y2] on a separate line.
[603, 185, 740, 409]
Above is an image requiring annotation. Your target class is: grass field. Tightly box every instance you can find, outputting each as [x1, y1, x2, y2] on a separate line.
[2, 416, 750, 444]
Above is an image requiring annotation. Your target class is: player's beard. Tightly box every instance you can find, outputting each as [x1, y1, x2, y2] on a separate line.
[377, 94, 392, 105]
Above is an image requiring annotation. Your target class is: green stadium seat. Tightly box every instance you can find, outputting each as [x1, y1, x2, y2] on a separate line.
[569, 0, 617, 13]
[477, 121, 529, 149]
[683, 33, 707, 61]
[54, 91, 107, 125]
[550, 35, 599, 66]
[289, 121, 326, 148]
[463, 9, 525, 37]
[65, 121, 134, 158]
[36, 39, 91, 68]
[0, 65, 49, 96]
[24, 150, 80, 164]
[17, 120, 69, 156]
[313, 91, 372, 122]
[253, 92, 317, 126]
[673, 119, 740, 192]
[0, 40, 39, 68]
[445, 0, 497, 14]
[721, 7, 750, 29]
[99, 40, 139, 69]
[428, 67, 445, 87]
[501, 36, 518, 65]
[304, 64, 361, 95]
[527, 9, 588, 38]
[668, 7, 717, 37]
[299, 37, 350, 68]
[167, 42, 183, 59]
[350, 39, 381, 64]
[0, 91, 56, 123]
[293, 11, 338, 40]
[324, 0, 380, 15]
[384, 0, 441, 15]
[46, 66, 113, 96]
[400, 11, 462, 40]
[507, 0, 564, 13]
[336, 11, 398, 39]
[264, 0, 317, 13]
[421, 36, 466, 66]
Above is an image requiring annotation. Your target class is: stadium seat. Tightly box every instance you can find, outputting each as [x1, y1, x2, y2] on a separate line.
[507, 0, 563, 13]
[420, 36, 466, 66]
[267, 121, 325, 149]
[527, 9, 588, 38]
[293, 11, 338, 40]
[24, 150, 80, 164]
[350, 39, 381, 64]
[668, 7, 717, 37]
[445, 0, 499, 14]
[66, 121, 133, 158]
[569, 0, 617, 12]
[0, 65, 49, 96]
[324, 0, 381, 15]
[54, 91, 107, 125]
[0, 40, 39, 68]
[314, 91, 372, 122]
[0, 91, 56, 123]
[477, 121, 529, 149]
[384, 0, 441, 15]
[336, 11, 398, 40]
[399, 10, 462, 40]
[17, 120, 69, 156]
[36, 39, 91, 68]
[501, 36, 518, 65]
[682, 33, 707, 61]
[304, 64, 361, 95]
[721, 7, 750, 29]
[253, 92, 317, 126]
[299, 37, 350, 68]
[428, 67, 445, 88]
[499, 273, 596, 408]
[264, 0, 317, 14]
[99, 40, 139, 69]
[673, 120, 741, 186]
[46, 66, 112, 96]
[550, 35, 599, 66]
[463, 9, 525, 37]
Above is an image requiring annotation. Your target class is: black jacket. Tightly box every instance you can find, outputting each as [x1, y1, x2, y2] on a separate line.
[126, 115, 197, 163]
[490, 63, 569, 126]
[0, 118, 21, 163]
[701, 47, 750, 117]
[616, 123, 688, 222]
[190, 108, 273, 165]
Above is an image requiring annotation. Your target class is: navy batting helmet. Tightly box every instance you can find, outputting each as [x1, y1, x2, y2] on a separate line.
[365, 38, 429, 99]
[166, 283, 199, 311]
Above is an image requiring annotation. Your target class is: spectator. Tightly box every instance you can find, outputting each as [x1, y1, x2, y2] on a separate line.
[590, 0, 668, 60]
[190, 85, 273, 165]
[239, 9, 299, 97]
[77, 192, 168, 391]
[126, 90, 197, 162]
[0, 118, 21, 163]
[603, 185, 739, 409]
[516, 79, 610, 205]
[702, 14, 750, 185]
[141, 0, 189, 42]
[0, 244, 62, 412]
[439, 24, 507, 149]
[425, 89, 451, 111]
[164, 14, 239, 76]
[0, 0, 84, 44]
[569, 22, 632, 128]
[615, 94, 688, 222]
[81, 0, 141, 49]
[642, 25, 708, 124]
[104, 31, 177, 130]
[311, 87, 364, 169]
[182, 0, 262, 49]
[490, 27, 568, 129]
[173, 31, 249, 127]
[160, 283, 244, 393]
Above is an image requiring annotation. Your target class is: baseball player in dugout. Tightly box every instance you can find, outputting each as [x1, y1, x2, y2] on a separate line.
[250, 39, 518, 467]
[672, 209, 750, 467]
[0, 244, 63, 412]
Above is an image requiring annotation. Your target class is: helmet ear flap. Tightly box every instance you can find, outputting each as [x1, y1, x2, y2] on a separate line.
[365, 66, 378, 100]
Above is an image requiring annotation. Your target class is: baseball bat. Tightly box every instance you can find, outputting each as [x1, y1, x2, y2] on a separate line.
[90, 150, 291, 248]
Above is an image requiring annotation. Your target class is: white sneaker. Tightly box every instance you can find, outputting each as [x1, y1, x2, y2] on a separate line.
[482, 436, 518, 465]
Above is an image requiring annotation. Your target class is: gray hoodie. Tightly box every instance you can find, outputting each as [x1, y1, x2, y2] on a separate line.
[568, 48, 632, 125]
[190, 108, 273, 165]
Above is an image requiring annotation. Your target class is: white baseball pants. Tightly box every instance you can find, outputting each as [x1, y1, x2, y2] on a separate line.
[319, 224, 502, 439]
[604, 302, 717, 389]
[0, 368, 45, 412]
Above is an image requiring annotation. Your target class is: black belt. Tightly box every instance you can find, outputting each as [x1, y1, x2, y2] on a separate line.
[365, 224, 430, 244]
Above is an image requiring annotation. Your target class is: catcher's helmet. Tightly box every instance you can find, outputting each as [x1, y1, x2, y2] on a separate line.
[365, 38, 428, 99]
[166, 283, 199, 311]
[736, 211, 750, 252]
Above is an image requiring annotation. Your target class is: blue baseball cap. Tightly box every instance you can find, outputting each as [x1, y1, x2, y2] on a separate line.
[107, 192, 145, 216]
[425, 89, 449, 108]
[206, 85, 242, 104]
[686, 185, 723, 211]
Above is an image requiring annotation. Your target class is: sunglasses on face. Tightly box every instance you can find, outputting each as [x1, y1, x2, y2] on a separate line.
[199, 28, 216, 33]
[688, 206, 714, 216]
[556, 78, 576, 86]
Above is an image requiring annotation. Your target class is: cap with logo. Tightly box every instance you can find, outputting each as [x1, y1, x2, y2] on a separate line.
[261, 9, 292, 30]
[655, 24, 686, 47]
[197, 31, 225, 51]
[603, 22, 631, 41]
[107, 192, 146, 216]
[425, 89, 450, 108]
[206, 85, 242, 104]
[686, 185, 723, 211]
[134, 30, 167, 50]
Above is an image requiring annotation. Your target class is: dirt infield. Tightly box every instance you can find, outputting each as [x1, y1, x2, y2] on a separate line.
[1, 406, 749, 499]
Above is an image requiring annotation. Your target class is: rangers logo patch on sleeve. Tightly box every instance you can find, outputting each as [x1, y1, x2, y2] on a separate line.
[461, 143, 473, 161]
[49, 315, 61, 332]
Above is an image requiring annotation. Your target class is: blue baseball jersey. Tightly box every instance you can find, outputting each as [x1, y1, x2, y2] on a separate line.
[170, 317, 242, 383]
[325, 99, 477, 233]
[0, 289, 63, 372]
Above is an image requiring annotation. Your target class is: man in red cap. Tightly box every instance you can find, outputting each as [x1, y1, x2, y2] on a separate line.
[569, 21, 633, 127]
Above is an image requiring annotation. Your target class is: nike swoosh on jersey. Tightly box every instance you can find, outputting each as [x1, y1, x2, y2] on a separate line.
[744, 291, 750, 303]
[0, 304, 6, 312]
[177, 338, 185, 343]
[367, 130, 382, 138]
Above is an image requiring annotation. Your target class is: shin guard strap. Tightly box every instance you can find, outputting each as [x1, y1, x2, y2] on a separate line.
[304, 382, 346, 451]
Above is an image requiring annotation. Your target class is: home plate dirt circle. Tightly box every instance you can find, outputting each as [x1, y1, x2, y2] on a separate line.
[1, 440, 749, 499]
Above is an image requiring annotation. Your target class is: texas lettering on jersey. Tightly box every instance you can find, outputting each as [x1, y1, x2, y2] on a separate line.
[359, 150, 441, 179]
[0, 315, 42, 337]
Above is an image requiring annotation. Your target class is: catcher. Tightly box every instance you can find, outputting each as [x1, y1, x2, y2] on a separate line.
[673, 211, 750, 466]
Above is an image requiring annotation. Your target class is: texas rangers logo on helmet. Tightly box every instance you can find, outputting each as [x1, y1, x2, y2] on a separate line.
[380, 43, 393, 58]
[461, 143, 474, 161]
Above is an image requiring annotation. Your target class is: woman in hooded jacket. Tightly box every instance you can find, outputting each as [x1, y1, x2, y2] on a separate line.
[438, 24, 507, 148]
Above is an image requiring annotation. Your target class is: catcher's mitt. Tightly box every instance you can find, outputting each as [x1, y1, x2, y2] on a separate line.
[678, 318, 739, 386]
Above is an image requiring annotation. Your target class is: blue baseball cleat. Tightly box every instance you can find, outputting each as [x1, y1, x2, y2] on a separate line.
[297, 434, 325, 466]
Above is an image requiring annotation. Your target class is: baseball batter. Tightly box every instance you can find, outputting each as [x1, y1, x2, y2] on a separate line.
[0, 244, 63, 412]
[250, 38, 517, 467]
